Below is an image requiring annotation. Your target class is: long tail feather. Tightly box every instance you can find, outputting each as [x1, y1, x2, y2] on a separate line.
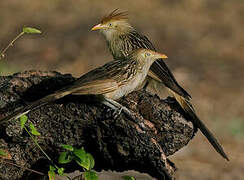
[0, 90, 71, 124]
[170, 89, 229, 161]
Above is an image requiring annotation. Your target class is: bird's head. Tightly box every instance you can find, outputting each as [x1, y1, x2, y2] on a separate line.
[91, 9, 133, 37]
[131, 49, 168, 64]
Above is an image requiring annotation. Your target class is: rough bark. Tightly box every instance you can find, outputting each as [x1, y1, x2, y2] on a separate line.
[0, 70, 195, 180]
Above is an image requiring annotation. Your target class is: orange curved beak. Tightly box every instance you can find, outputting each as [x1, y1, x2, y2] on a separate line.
[153, 51, 168, 59]
[159, 53, 168, 59]
[91, 23, 105, 31]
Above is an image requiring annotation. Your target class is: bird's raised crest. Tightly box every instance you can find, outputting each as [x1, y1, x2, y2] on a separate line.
[101, 9, 128, 23]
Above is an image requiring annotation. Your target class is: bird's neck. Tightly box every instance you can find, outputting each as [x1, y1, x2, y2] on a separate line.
[131, 55, 155, 73]
[102, 27, 134, 42]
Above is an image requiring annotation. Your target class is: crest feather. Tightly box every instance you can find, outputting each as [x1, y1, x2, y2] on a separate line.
[101, 9, 128, 23]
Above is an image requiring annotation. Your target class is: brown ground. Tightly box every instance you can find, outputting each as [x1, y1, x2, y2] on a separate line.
[0, 0, 243, 179]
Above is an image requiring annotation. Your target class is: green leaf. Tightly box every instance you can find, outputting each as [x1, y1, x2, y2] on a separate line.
[122, 176, 136, 180]
[20, 115, 28, 129]
[0, 149, 7, 156]
[73, 148, 86, 160]
[23, 27, 41, 34]
[49, 165, 56, 171]
[48, 165, 56, 180]
[74, 148, 90, 170]
[29, 123, 41, 136]
[58, 152, 73, 164]
[84, 171, 98, 180]
[57, 167, 65, 176]
[75, 155, 90, 170]
[87, 153, 95, 169]
[61, 144, 74, 151]
[74, 148, 95, 170]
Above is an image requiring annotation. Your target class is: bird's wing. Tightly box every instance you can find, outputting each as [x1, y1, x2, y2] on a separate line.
[60, 59, 137, 95]
[149, 60, 191, 99]
[0, 60, 135, 124]
[127, 31, 156, 51]
[70, 79, 119, 95]
[129, 31, 228, 160]
[127, 31, 191, 99]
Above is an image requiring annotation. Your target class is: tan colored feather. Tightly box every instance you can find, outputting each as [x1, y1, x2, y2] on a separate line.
[148, 70, 161, 82]
[101, 9, 128, 24]
[71, 79, 119, 95]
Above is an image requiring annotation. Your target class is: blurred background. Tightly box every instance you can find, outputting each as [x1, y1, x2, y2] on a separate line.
[0, 0, 243, 179]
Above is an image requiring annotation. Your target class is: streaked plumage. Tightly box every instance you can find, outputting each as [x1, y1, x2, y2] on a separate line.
[110, 30, 191, 99]
[91, 9, 229, 161]
[0, 49, 167, 123]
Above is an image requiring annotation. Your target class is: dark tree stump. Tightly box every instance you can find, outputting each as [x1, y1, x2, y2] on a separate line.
[0, 70, 195, 180]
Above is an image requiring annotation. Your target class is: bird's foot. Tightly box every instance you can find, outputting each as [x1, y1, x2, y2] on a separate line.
[113, 107, 123, 119]
[101, 98, 138, 122]
[106, 106, 123, 119]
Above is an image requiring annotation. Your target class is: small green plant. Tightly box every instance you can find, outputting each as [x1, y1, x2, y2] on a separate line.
[48, 165, 65, 180]
[20, 115, 66, 179]
[48, 165, 56, 180]
[122, 176, 136, 180]
[20, 115, 51, 162]
[20, 115, 98, 180]
[0, 27, 41, 60]
[59, 144, 98, 180]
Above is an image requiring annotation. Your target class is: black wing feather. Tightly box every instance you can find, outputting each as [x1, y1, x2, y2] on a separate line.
[126, 31, 191, 99]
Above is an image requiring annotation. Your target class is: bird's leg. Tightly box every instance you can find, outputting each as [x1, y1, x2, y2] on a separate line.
[101, 99, 122, 119]
[102, 98, 148, 132]
[101, 98, 138, 122]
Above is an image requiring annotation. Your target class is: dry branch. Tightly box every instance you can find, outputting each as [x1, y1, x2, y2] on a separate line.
[0, 70, 195, 180]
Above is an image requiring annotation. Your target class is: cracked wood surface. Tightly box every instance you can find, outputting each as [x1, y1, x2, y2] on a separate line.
[0, 70, 195, 180]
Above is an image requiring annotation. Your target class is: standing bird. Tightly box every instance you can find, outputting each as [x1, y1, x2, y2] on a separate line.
[0, 49, 167, 124]
[91, 9, 229, 161]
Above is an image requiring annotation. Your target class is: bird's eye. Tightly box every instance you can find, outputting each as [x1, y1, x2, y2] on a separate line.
[145, 52, 151, 57]
[108, 23, 112, 27]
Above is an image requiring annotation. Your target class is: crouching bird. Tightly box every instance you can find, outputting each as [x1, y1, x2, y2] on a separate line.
[91, 9, 229, 161]
[0, 49, 167, 124]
